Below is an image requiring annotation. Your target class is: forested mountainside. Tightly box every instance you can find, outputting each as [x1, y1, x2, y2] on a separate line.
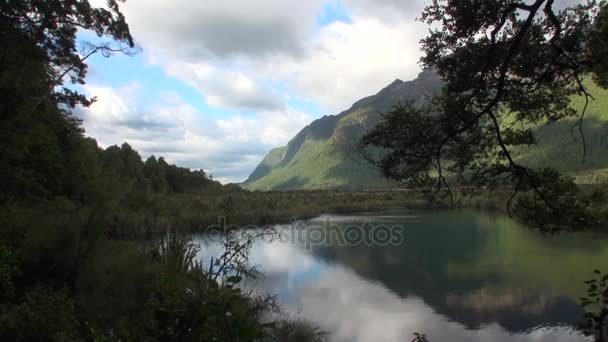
[243, 71, 608, 190]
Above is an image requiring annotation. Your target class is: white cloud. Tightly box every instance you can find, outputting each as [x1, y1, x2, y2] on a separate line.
[216, 109, 310, 147]
[78, 84, 311, 183]
[84, 0, 592, 183]
[84, 82, 142, 125]
[82, 0, 430, 180]
[165, 62, 285, 111]
[284, 18, 426, 113]
[121, 0, 324, 61]
[343, 0, 426, 22]
[117, 0, 427, 114]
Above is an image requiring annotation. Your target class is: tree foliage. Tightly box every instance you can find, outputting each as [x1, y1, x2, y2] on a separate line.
[577, 270, 608, 341]
[0, 0, 137, 203]
[0, 1, 290, 340]
[360, 0, 608, 231]
[0, 0, 135, 109]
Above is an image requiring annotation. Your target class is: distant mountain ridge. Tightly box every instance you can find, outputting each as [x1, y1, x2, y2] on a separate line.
[243, 71, 608, 190]
[242, 70, 443, 190]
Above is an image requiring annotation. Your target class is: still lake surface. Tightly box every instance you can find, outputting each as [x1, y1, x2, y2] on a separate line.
[194, 210, 608, 342]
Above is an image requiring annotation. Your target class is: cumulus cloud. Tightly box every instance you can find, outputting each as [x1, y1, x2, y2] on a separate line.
[165, 62, 285, 112]
[83, 0, 589, 181]
[120, 0, 324, 61]
[81, 0, 433, 180]
[117, 0, 427, 114]
[343, 0, 426, 22]
[78, 84, 311, 183]
[284, 18, 426, 113]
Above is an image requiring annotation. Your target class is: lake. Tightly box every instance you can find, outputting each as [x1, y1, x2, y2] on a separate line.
[194, 210, 608, 342]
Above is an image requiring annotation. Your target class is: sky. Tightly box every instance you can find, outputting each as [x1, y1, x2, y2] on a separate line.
[78, 0, 429, 183]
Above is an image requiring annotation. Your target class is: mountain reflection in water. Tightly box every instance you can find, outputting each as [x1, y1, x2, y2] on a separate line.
[195, 210, 606, 342]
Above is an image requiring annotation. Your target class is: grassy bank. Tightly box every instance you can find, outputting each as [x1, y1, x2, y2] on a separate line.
[104, 185, 587, 236]
[102, 183, 608, 238]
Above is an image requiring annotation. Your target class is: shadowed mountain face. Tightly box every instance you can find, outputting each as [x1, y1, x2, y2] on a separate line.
[242, 70, 443, 190]
[243, 71, 608, 191]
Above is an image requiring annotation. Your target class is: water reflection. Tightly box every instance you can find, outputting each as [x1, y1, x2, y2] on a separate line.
[194, 210, 607, 341]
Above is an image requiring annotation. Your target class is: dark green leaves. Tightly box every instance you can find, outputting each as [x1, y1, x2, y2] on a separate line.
[361, 0, 608, 230]
[577, 270, 608, 339]
[226, 275, 243, 284]
[0, 0, 135, 109]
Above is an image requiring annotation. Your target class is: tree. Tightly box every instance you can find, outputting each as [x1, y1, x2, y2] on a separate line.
[360, 0, 608, 231]
[0, 0, 135, 110]
[0, 0, 135, 203]
[589, 3, 608, 88]
[0, 1, 134, 336]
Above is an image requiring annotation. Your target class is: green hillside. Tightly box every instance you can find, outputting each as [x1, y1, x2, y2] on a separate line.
[243, 72, 608, 191]
[515, 80, 608, 183]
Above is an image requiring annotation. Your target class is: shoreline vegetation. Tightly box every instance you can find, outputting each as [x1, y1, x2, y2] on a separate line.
[3, 142, 604, 340]
[104, 185, 608, 238]
[0, 2, 329, 338]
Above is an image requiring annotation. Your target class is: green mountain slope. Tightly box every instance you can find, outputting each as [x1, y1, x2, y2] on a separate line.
[243, 72, 608, 190]
[515, 80, 608, 183]
[243, 70, 442, 190]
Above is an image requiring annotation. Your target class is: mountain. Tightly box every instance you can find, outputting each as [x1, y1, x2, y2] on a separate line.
[514, 80, 608, 184]
[243, 71, 608, 190]
[242, 70, 442, 190]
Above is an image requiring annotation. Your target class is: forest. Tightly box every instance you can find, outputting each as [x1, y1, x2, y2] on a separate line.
[0, 1, 331, 340]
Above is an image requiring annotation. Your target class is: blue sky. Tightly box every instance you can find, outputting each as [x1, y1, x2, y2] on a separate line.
[318, 1, 353, 26]
[79, 0, 426, 183]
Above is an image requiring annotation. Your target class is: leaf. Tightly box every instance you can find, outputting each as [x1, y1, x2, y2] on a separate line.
[226, 275, 242, 284]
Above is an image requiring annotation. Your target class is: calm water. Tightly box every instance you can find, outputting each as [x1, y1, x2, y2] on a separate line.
[194, 210, 608, 342]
